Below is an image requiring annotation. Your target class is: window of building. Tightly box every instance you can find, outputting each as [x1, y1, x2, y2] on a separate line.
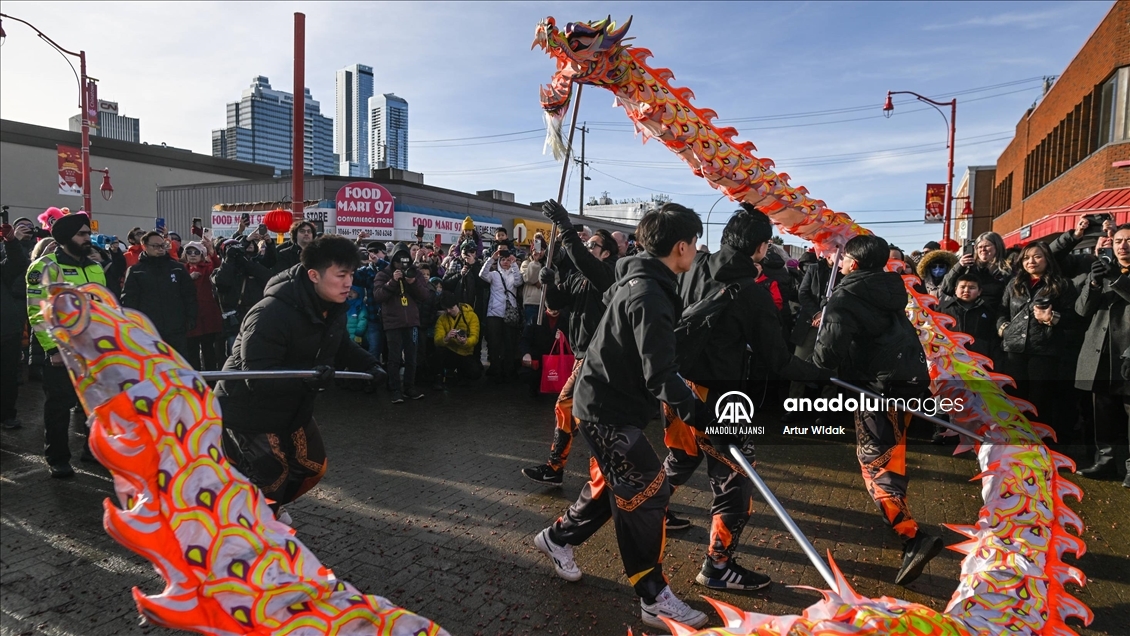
[1097, 66, 1130, 146]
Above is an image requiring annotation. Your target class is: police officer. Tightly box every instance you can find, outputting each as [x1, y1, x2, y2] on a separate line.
[26, 213, 104, 478]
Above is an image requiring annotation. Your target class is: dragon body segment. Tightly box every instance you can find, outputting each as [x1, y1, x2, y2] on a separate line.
[37, 278, 447, 636]
[536, 16, 1091, 635]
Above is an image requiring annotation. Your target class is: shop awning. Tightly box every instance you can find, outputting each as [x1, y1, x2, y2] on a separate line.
[1002, 187, 1130, 247]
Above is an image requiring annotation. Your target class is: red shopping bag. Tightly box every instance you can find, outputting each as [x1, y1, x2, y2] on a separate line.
[540, 330, 575, 394]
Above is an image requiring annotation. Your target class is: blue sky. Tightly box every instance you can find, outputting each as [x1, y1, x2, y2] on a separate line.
[0, 1, 1114, 250]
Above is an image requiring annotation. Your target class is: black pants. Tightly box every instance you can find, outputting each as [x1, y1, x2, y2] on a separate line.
[441, 348, 482, 382]
[185, 333, 220, 371]
[163, 331, 189, 362]
[1005, 352, 1070, 444]
[222, 419, 327, 506]
[549, 419, 669, 601]
[1093, 392, 1130, 471]
[486, 317, 518, 379]
[386, 327, 418, 392]
[0, 335, 21, 421]
[43, 363, 83, 466]
[856, 408, 918, 539]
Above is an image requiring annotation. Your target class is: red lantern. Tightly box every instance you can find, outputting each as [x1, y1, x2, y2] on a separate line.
[264, 209, 294, 234]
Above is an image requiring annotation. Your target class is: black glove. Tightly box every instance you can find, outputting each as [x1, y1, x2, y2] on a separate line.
[1122, 356, 1130, 382]
[366, 363, 388, 389]
[539, 266, 557, 286]
[303, 365, 335, 391]
[541, 199, 573, 231]
[1090, 257, 1114, 282]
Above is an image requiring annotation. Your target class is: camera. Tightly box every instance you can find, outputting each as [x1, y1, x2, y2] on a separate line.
[1099, 247, 1115, 265]
[395, 255, 412, 270]
[454, 329, 467, 338]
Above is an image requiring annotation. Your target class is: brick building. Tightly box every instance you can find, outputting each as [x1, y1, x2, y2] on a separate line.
[990, 0, 1130, 247]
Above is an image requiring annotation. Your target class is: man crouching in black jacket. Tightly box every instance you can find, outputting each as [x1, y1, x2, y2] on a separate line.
[805, 234, 939, 586]
[215, 235, 386, 524]
[534, 204, 708, 631]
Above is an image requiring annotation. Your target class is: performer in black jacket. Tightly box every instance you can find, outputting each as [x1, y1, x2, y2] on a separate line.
[521, 200, 616, 485]
[534, 204, 708, 631]
[121, 231, 198, 356]
[215, 235, 386, 522]
[803, 234, 938, 586]
[664, 206, 824, 592]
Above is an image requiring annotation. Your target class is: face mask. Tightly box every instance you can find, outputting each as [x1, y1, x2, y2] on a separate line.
[931, 265, 946, 278]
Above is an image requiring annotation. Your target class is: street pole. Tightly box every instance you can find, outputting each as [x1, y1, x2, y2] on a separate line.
[292, 12, 305, 220]
[883, 91, 958, 244]
[538, 84, 583, 326]
[0, 14, 93, 215]
[578, 124, 588, 217]
[79, 51, 92, 216]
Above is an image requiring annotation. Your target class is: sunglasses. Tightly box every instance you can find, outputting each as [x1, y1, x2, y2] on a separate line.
[586, 240, 604, 251]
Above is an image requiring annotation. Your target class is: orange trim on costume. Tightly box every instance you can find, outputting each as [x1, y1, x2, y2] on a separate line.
[711, 514, 734, 554]
[615, 470, 666, 512]
[588, 457, 606, 499]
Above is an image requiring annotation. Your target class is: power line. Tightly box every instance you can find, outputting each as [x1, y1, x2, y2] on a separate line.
[411, 128, 544, 143]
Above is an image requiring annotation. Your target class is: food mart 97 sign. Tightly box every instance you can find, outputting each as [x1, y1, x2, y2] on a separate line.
[335, 182, 395, 239]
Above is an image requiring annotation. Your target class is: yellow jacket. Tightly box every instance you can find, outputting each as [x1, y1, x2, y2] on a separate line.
[434, 303, 480, 357]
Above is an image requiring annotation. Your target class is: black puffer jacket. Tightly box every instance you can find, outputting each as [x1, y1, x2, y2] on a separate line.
[121, 253, 198, 338]
[938, 295, 999, 360]
[573, 254, 694, 428]
[442, 258, 487, 316]
[212, 247, 277, 324]
[791, 260, 840, 345]
[544, 226, 616, 357]
[1, 239, 29, 341]
[1075, 269, 1130, 395]
[810, 269, 928, 394]
[215, 264, 377, 435]
[678, 246, 821, 393]
[997, 277, 1077, 356]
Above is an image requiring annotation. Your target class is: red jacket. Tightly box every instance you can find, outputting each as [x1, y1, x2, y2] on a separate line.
[185, 259, 223, 337]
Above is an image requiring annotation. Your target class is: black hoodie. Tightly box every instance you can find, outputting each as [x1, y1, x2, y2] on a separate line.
[572, 253, 695, 427]
[810, 269, 928, 394]
[215, 264, 376, 434]
[678, 246, 823, 394]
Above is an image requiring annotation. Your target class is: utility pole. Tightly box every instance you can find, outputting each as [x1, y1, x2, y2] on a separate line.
[576, 123, 589, 216]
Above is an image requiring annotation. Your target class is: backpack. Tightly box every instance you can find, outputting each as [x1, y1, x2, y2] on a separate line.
[674, 278, 753, 380]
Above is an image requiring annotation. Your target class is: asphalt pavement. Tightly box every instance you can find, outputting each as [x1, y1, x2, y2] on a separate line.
[1, 378, 1127, 635]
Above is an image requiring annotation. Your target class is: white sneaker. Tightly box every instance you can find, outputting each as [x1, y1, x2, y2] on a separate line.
[640, 586, 708, 629]
[276, 508, 293, 525]
[534, 528, 582, 581]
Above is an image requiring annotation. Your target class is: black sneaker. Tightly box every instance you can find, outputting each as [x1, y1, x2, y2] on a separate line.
[49, 463, 75, 479]
[404, 388, 425, 401]
[522, 464, 563, 485]
[695, 558, 771, 591]
[390, 391, 405, 404]
[895, 532, 943, 586]
[665, 510, 692, 531]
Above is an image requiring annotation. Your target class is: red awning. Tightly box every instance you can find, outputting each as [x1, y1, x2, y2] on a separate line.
[1002, 187, 1130, 247]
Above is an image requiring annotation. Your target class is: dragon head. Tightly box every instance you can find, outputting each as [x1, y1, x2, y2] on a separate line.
[40, 281, 191, 415]
[534, 15, 634, 114]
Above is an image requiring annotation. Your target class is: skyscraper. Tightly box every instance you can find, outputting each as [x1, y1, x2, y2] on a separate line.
[335, 64, 374, 177]
[211, 76, 336, 176]
[369, 93, 408, 170]
[68, 99, 140, 143]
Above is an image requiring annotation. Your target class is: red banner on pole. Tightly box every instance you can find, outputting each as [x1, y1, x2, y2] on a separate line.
[86, 81, 99, 126]
[57, 144, 84, 196]
[925, 184, 946, 223]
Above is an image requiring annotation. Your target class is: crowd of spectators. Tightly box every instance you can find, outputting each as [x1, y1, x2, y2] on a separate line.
[0, 208, 1126, 486]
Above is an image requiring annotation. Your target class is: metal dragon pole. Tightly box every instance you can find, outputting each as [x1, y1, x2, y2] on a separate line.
[828, 377, 988, 443]
[537, 83, 584, 326]
[728, 445, 838, 589]
[198, 370, 375, 382]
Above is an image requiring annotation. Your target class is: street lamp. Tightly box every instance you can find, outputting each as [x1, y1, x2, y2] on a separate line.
[1, 13, 97, 216]
[91, 168, 114, 201]
[883, 90, 957, 244]
[704, 194, 728, 244]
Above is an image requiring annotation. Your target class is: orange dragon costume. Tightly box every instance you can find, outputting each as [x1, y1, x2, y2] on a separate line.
[534, 16, 1092, 635]
[35, 281, 447, 635]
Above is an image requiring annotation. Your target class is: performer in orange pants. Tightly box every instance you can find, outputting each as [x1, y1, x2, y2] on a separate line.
[855, 408, 919, 539]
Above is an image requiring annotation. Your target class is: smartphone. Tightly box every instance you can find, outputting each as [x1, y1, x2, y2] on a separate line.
[202, 227, 213, 240]
[240, 213, 251, 226]
[0, 207, 9, 225]
[1099, 247, 1115, 264]
[154, 217, 167, 234]
[416, 224, 426, 239]
[962, 240, 974, 256]
[257, 223, 268, 236]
